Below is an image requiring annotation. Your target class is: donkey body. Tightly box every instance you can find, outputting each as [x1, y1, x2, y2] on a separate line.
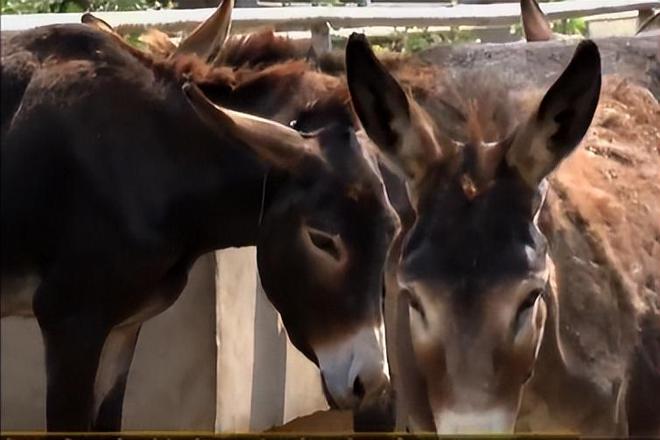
[1, 24, 397, 431]
[345, 33, 659, 435]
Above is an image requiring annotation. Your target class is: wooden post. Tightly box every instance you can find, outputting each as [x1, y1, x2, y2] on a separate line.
[310, 21, 331, 55]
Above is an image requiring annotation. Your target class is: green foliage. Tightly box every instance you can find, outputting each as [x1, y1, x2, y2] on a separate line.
[380, 27, 478, 54]
[125, 31, 148, 49]
[511, 16, 587, 38]
[1, 0, 173, 14]
[557, 17, 587, 36]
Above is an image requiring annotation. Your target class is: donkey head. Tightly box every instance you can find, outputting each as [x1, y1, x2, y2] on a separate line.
[346, 33, 601, 433]
[183, 82, 398, 429]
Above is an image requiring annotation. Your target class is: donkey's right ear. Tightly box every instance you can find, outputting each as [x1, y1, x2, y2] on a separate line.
[506, 40, 601, 186]
[346, 33, 441, 184]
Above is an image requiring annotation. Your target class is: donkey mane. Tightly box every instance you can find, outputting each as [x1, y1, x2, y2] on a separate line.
[112, 28, 356, 130]
[220, 29, 313, 69]
[211, 28, 433, 81]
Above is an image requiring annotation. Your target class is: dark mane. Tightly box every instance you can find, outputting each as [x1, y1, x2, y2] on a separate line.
[122, 27, 359, 132]
[295, 85, 355, 132]
[219, 28, 313, 69]
[225, 59, 356, 132]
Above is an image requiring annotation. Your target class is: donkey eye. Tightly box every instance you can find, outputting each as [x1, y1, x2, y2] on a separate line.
[308, 229, 341, 261]
[409, 295, 426, 321]
[514, 287, 543, 332]
[521, 288, 543, 311]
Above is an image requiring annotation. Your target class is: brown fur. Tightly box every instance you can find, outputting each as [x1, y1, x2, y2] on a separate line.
[344, 34, 657, 432]
[411, 74, 660, 433]
[2, 24, 397, 432]
[138, 28, 177, 58]
[520, 77, 660, 433]
[219, 28, 313, 68]
[406, 72, 659, 378]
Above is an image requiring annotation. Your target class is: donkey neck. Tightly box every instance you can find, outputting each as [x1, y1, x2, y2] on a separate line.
[163, 111, 284, 252]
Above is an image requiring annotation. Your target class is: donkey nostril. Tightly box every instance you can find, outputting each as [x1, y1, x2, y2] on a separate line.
[353, 376, 366, 400]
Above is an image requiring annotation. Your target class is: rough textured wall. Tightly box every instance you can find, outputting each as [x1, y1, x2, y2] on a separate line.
[420, 36, 660, 98]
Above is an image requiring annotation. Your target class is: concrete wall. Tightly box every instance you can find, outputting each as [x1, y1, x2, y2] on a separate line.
[1, 248, 326, 432]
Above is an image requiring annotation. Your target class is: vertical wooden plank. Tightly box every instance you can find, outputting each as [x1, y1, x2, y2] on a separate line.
[283, 338, 329, 424]
[248, 277, 288, 431]
[214, 247, 258, 432]
[124, 253, 217, 430]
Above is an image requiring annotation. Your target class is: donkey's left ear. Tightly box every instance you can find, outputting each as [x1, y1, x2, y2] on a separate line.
[506, 40, 601, 186]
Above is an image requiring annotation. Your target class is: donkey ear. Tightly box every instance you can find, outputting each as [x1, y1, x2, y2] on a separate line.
[81, 13, 152, 59]
[521, 0, 554, 42]
[175, 0, 234, 62]
[636, 11, 660, 36]
[81, 13, 117, 35]
[506, 40, 601, 186]
[346, 33, 440, 184]
[182, 82, 314, 169]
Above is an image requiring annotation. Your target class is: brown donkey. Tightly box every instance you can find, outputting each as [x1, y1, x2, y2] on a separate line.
[344, 33, 617, 433]
[1, 24, 397, 431]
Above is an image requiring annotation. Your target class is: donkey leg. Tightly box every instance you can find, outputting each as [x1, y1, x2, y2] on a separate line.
[39, 318, 109, 431]
[92, 323, 142, 431]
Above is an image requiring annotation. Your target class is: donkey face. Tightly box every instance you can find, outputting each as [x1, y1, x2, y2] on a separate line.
[400, 170, 550, 432]
[183, 83, 398, 427]
[257, 121, 397, 421]
[347, 34, 601, 433]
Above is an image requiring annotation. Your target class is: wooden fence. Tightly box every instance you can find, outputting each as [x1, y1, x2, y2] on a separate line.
[2, 0, 658, 38]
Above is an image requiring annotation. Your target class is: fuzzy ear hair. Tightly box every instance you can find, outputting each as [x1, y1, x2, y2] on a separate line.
[345, 33, 441, 186]
[506, 40, 601, 187]
[139, 28, 178, 58]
